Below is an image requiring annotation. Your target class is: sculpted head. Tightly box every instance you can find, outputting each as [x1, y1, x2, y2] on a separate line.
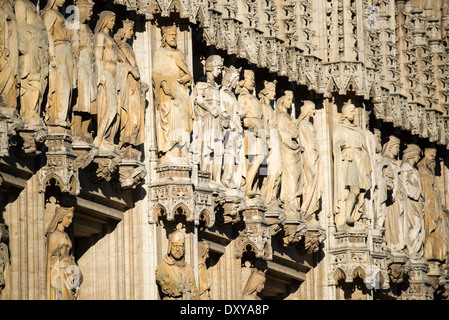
[382, 135, 400, 159]
[222, 65, 241, 90]
[75, 0, 94, 23]
[402, 144, 421, 166]
[423, 147, 437, 172]
[161, 25, 177, 49]
[168, 230, 185, 261]
[341, 100, 356, 122]
[205, 55, 223, 79]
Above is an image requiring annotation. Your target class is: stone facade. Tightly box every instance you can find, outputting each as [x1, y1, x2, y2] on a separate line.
[1, 0, 449, 300]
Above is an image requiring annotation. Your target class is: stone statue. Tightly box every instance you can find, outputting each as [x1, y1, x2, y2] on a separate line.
[0, 0, 19, 109]
[15, 0, 49, 125]
[115, 19, 147, 159]
[242, 268, 266, 300]
[382, 136, 406, 253]
[259, 80, 282, 209]
[41, 0, 76, 129]
[152, 25, 193, 165]
[236, 69, 267, 199]
[198, 241, 211, 300]
[93, 10, 120, 151]
[0, 224, 10, 300]
[220, 65, 244, 189]
[45, 206, 83, 300]
[399, 144, 424, 261]
[370, 128, 387, 230]
[333, 100, 372, 230]
[418, 148, 448, 262]
[195, 55, 225, 181]
[69, 0, 97, 143]
[296, 100, 322, 224]
[277, 91, 302, 215]
[155, 229, 199, 300]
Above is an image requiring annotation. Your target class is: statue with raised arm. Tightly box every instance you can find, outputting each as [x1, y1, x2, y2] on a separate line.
[333, 100, 372, 230]
[152, 25, 193, 165]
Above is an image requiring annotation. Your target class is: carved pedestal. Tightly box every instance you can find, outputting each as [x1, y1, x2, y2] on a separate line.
[149, 165, 215, 227]
[38, 128, 79, 195]
[0, 107, 24, 157]
[72, 140, 98, 170]
[298, 224, 326, 254]
[221, 188, 246, 224]
[116, 158, 146, 190]
[91, 148, 120, 183]
[17, 123, 48, 156]
[400, 260, 433, 300]
[235, 198, 272, 261]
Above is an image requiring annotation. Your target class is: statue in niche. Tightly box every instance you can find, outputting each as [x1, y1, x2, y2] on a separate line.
[15, 0, 49, 126]
[382, 136, 406, 253]
[399, 144, 424, 261]
[296, 100, 322, 224]
[152, 25, 193, 165]
[93, 10, 120, 151]
[69, 0, 97, 143]
[195, 55, 225, 182]
[41, 0, 76, 129]
[197, 241, 211, 300]
[0, 224, 10, 300]
[242, 268, 266, 300]
[220, 65, 244, 189]
[259, 80, 282, 209]
[155, 229, 199, 300]
[45, 206, 83, 300]
[333, 100, 372, 230]
[0, 0, 19, 109]
[236, 69, 267, 199]
[115, 19, 147, 159]
[370, 128, 388, 230]
[418, 148, 448, 262]
[277, 91, 302, 216]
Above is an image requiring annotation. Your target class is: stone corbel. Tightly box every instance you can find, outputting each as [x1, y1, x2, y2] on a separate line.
[235, 200, 272, 261]
[38, 130, 79, 195]
[0, 106, 24, 157]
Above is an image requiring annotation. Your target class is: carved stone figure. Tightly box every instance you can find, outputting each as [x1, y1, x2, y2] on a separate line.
[297, 100, 322, 224]
[69, 0, 97, 143]
[333, 101, 372, 230]
[370, 128, 387, 230]
[277, 91, 302, 215]
[418, 148, 448, 262]
[400, 144, 424, 261]
[382, 136, 406, 253]
[195, 55, 225, 182]
[242, 268, 266, 300]
[45, 206, 83, 300]
[198, 241, 211, 300]
[0, 0, 19, 109]
[0, 224, 10, 300]
[259, 80, 282, 209]
[152, 25, 193, 165]
[41, 0, 76, 129]
[155, 229, 199, 300]
[236, 70, 267, 199]
[220, 65, 244, 189]
[93, 11, 120, 151]
[15, 0, 49, 125]
[115, 19, 147, 159]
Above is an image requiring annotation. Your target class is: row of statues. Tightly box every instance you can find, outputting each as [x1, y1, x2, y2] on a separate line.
[152, 31, 324, 225]
[0, 0, 146, 158]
